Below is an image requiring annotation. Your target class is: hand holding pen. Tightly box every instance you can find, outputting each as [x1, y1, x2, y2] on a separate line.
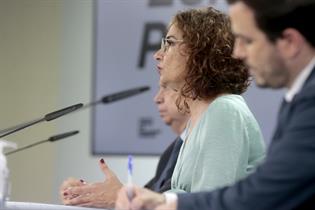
[116, 185, 169, 210]
[127, 155, 134, 200]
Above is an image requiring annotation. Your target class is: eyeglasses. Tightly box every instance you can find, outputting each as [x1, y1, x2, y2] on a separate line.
[161, 37, 184, 52]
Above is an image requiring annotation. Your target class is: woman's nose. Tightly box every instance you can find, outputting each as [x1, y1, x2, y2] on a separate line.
[153, 48, 163, 61]
[154, 89, 164, 104]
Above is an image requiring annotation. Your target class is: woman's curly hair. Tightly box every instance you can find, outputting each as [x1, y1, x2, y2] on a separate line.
[170, 7, 250, 111]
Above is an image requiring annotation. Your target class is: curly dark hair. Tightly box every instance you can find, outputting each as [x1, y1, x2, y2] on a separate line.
[170, 7, 249, 111]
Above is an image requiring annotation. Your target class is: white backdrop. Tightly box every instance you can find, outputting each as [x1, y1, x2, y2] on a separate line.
[92, 0, 283, 155]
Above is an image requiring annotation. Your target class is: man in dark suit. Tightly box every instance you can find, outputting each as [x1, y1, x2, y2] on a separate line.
[145, 82, 188, 192]
[144, 137, 182, 192]
[115, 0, 315, 209]
[60, 82, 189, 208]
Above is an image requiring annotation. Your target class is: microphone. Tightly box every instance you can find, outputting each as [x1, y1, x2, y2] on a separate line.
[101, 86, 150, 104]
[44, 104, 83, 121]
[0, 104, 83, 138]
[0, 86, 149, 137]
[5, 130, 79, 156]
[83, 86, 150, 108]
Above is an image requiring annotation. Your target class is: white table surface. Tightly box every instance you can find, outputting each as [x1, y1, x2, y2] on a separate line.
[3, 201, 109, 210]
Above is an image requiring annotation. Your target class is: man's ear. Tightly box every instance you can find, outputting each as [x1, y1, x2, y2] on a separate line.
[276, 28, 304, 59]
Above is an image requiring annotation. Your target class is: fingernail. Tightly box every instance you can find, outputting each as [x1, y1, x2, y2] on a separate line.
[100, 158, 105, 164]
[63, 192, 68, 196]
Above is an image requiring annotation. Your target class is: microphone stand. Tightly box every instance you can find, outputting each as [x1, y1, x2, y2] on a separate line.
[5, 130, 79, 156]
[81, 85, 150, 110]
[0, 85, 149, 138]
[0, 103, 83, 138]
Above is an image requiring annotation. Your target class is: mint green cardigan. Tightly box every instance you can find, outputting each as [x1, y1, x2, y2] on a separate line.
[170, 95, 265, 193]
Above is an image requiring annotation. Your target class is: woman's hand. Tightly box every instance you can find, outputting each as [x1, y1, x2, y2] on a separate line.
[60, 177, 85, 203]
[61, 159, 123, 209]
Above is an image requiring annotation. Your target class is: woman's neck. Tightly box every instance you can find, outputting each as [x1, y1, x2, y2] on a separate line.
[188, 98, 214, 128]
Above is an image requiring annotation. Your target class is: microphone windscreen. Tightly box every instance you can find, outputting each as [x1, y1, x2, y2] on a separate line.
[45, 103, 83, 121]
[101, 86, 150, 104]
[48, 130, 79, 142]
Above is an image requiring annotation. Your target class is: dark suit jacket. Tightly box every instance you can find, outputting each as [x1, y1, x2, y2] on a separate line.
[178, 68, 315, 210]
[144, 137, 181, 192]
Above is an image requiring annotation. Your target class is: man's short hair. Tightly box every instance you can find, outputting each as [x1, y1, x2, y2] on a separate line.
[227, 0, 315, 47]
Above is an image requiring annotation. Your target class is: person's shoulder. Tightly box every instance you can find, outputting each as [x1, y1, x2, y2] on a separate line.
[297, 68, 315, 101]
[297, 83, 315, 102]
[207, 94, 259, 126]
[209, 94, 249, 114]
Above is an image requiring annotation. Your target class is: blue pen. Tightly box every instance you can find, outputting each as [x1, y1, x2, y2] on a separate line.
[127, 155, 134, 200]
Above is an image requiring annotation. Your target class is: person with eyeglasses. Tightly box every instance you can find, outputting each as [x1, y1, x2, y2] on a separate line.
[115, 7, 265, 207]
